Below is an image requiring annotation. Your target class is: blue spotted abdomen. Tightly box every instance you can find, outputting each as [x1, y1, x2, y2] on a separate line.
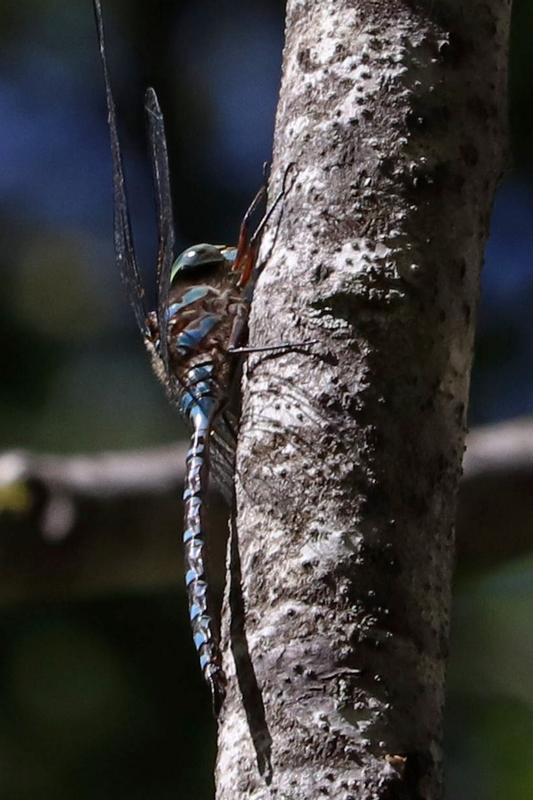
[160, 281, 246, 713]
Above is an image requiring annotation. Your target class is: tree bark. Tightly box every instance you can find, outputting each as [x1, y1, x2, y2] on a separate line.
[216, 2, 511, 799]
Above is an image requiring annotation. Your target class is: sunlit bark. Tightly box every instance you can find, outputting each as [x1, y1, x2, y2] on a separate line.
[217, 1, 512, 798]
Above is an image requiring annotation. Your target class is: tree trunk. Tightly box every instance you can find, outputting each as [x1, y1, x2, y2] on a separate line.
[216, 1, 511, 798]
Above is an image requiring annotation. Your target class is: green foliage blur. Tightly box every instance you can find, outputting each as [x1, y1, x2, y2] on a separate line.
[0, 2, 532, 798]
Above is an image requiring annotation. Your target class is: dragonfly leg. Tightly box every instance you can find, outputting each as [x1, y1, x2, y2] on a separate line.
[236, 163, 297, 288]
[227, 339, 319, 356]
[233, 186, 266, 288]
[233, 163, 296, 288]
[248, 162, 296, 252]
[227, 303, 250, 351]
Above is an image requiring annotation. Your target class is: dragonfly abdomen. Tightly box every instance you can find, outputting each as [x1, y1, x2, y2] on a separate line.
[181, 364, 226, 714]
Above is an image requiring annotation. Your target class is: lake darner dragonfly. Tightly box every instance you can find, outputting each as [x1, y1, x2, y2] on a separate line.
[94, 0, 289, 715]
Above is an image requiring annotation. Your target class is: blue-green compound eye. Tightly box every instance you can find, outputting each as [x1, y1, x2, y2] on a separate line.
[170, 243, 227, 284]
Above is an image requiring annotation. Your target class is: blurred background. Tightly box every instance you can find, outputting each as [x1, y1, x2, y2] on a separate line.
[0, 1, 531, 797]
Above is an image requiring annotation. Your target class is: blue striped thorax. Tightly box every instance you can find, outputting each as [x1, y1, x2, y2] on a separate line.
[163, 287, 211, 322]
[150, 240, 248, 432]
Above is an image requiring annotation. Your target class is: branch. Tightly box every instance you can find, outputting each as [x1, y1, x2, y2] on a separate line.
[0, 444, 186, 504]
[464, 417, 533, 478]
[216, 1, 512, 797]
[458, 416, 533, 566]
[1, 415, 530, 599]
[0, 443, 228, 601]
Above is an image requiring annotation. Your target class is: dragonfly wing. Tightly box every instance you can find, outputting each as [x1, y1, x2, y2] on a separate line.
[94, 0, 148, 335]
[145, 86, 176, 381]
[210, 411, 238, 505]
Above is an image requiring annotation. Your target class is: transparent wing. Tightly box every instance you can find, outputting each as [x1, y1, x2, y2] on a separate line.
[210, 410, 238, 505]
[94, 0, 148, 335]
[145, 86, 176, 380]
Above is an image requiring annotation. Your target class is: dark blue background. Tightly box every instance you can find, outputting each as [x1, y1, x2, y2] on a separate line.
[0, 2, 531, 798]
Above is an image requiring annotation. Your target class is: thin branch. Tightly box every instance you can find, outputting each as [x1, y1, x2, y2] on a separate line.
[0, 417, 530, 596]
[0, 444, 187, 500]
[463, 416, 533, 478]
[3, 418, 532, 501]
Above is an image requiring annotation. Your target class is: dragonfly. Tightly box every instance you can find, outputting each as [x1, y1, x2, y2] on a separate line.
[94, 0, 291, 715]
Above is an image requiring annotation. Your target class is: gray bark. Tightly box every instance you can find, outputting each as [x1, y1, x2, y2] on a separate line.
[216, 2, 511, 799]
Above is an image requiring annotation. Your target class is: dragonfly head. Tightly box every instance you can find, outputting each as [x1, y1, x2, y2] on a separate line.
[170, 243, 236, 285]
